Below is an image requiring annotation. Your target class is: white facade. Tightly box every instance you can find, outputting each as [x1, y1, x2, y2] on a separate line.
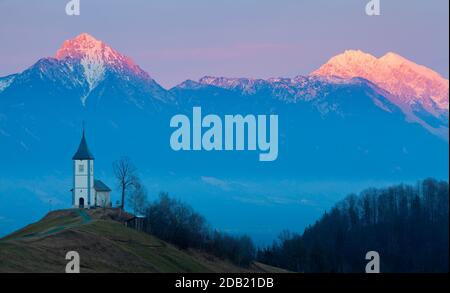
[73, 159, 95, 208]
[95, 191, 111, 208]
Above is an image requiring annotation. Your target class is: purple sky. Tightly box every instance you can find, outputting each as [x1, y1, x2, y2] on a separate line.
[0, 0, 448, 88]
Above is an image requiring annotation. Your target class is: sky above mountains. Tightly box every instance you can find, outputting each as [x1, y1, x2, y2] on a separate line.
[0, 0, 448, 88]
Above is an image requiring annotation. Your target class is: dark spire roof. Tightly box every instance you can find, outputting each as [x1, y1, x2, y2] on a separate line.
[72, 124, 95, 160]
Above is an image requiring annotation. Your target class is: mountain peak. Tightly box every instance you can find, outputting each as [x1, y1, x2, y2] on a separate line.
[379, 52, 419, 68]
[52, 33, 154, 106]
[74, 32, 98, 42]
[341, 49, 377, 60]
[381, 51, 403, 60]
[312, 50, 449, 112]
[335, 49, 377, 63]
[55, 33, 148, 78]
[56, 33, 108, 60]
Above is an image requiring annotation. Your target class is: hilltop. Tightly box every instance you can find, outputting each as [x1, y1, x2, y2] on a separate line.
[0, 208, 285, 273]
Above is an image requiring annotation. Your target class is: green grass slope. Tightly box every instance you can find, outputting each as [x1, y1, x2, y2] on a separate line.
[0, 209, 286, 273]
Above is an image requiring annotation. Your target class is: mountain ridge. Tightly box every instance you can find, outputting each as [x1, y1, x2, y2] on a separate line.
[312, 49, 449, 139]
[1, 34, 447, 132]
[312, 49, 449, 111]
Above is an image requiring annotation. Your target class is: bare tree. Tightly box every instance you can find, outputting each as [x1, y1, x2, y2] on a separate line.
[113, 157, 137, 211]
[128, 178, 148, 215]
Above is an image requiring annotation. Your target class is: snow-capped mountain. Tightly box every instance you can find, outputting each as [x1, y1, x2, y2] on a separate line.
[55, 33, 151, 87]
[312, 50, 449, 138]
[312, 50, 449, 110]
[0, 33, 448, 181]
[1, 33, 170, 108]
[176, 74, 398, 117]
[193, 74, 375, 102]
[177, 50, 448, 140]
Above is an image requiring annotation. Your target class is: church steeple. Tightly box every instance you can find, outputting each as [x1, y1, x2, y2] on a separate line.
[72, 122, 95, 160]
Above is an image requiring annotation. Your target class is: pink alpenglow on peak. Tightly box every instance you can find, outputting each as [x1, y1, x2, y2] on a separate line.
[312, 50, 449, 140]
[55, 33, 149, 79]
[312, 50, 449, 113]
[54, 33, 154, 106]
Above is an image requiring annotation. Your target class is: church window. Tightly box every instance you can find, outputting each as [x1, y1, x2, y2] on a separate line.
[79, 164, 84, 172]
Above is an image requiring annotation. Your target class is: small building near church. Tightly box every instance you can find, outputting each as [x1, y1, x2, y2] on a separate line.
[125, 215, 147, 232]
[72, 127, 112, 209]
[94, 179, 112, 208]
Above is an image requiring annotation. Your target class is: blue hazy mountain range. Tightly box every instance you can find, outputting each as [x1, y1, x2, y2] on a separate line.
[0, 34, 448, 244]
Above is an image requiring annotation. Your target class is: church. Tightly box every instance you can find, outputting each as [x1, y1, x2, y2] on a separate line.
[71, 127, 112, 209]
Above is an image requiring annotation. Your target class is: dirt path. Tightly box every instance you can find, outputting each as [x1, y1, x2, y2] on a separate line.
[41, 209, 91, 236]
[19, 209, 92, 239]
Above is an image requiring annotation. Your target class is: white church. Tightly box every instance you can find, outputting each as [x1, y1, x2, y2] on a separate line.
[71, 127, 112, 209]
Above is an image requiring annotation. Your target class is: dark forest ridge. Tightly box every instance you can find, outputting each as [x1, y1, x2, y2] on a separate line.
[258, 178, 449, 273]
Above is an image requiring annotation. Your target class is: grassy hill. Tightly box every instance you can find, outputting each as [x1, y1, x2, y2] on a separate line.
[0, 209, 286, 273]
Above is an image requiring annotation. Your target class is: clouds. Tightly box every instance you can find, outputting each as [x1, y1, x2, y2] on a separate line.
[197, 175, 405, 209]
[198, 176, 339, 208]
[201, 176, 231, 191]
[0, 175, 71, 207]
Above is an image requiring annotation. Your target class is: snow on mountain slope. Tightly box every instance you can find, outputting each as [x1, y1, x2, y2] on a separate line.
[313, 51, 448, 109]
[311, 50, 449, 139]
[56, 33, 149, 78]
[184, 51, 449, 125]
[0, 75, 16, 93]
[0, 33, 171, 109]
[193, 74, 387, 105]
[1, 34, 448, 140]
[176, 74, 399, 119]
[312, 50, 448, 111]
[55, 33, 158, 105]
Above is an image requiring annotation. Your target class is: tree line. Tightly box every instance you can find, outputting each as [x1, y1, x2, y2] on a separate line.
[113, 158, 448, 271]
[257, 178, 449, 272]
[113, 157, 256, 266]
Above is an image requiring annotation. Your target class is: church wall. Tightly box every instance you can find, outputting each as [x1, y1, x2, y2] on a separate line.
[95, 191, 111, 208]
[73, 159, 95, 208]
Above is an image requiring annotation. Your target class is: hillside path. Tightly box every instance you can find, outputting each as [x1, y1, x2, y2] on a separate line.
[9, 209, 92, 240]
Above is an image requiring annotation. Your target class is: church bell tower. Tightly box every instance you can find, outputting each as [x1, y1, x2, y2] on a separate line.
[72, 124, 95, 208]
